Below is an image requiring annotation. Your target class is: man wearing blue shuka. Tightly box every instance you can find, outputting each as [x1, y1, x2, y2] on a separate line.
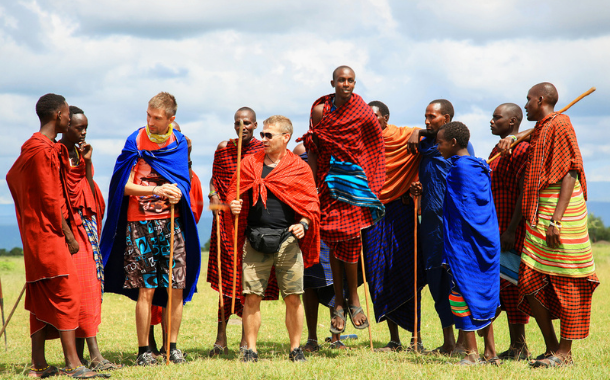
[100, 92, 200, 366]
[436, 121, 501, 366]
[409, 100, 474, 356]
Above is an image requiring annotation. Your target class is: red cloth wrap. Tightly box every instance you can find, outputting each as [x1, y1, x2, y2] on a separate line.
[299, 93, 385, 242]
[522, 113, 587, 226]
[226, 150, 320, 268]
[207, 138, 280, 305]
[6, 132, 80, 336]
[189, 171, 204, 223]
[489, 141, 529, 254]
[65, 155, 105, 338]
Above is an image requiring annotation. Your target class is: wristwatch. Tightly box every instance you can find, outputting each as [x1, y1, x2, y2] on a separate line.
[299, 221, 309, 232]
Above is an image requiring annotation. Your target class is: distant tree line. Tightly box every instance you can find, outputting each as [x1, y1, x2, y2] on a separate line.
[0, 247, 23, 256]
[588, 214, 610, 243]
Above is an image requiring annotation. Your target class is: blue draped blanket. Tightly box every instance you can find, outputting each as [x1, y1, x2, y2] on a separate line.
[100, 128, 201, 306]
[325, 156, 385, 223]
[443, 155, 500, 321]
[362, 198, 423, 332]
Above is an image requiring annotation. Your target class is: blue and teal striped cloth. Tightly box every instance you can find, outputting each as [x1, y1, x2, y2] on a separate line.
[325, 156, 385, 223]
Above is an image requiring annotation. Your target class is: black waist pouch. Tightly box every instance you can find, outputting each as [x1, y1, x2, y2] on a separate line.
[246, 226, 293, 254]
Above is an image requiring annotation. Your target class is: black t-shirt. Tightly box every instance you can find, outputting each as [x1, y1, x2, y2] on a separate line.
[247, 164, 295, 229]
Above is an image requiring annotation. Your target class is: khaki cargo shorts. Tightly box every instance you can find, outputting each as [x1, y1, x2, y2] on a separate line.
[242, 235, 304, 298]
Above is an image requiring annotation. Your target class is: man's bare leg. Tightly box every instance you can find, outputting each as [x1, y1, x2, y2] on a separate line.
[461, 331, 479, 363]
[31, 325, 49, 370]
[480, 323, 497, 360]
[136, 288, 155, 348]
[285, 294, 304, 350]
[455, 330, 466, 353]
[59, 330, 83, 368]
[441, 326, 456, 353]
[526, 295, 559, 355]
[508, 323, 529, 356]
[243, 294, 263, 353]
[168, 288, 183, 345]
[303, 289, 320, 350]
[345, 261, 366, 326]
[329, 252, 346, 331]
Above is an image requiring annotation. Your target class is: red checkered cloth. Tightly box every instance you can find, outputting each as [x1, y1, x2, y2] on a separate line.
[219, 295, 244, 321]
[207, 138, 279, 313]
[298, 93, 385, 243]
[325, 237, 362, 264]
[150, 305, 162, 326]
[489, 141, 529, 253]
[523, 113, 587, 226]
[517, 262, 599, 340]
[189, 171, 204, 223]
[226, 150, 320, 268]
[499, 278, 529, 325]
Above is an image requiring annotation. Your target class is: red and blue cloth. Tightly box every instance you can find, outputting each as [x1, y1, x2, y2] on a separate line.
[100, 127, 200, 306]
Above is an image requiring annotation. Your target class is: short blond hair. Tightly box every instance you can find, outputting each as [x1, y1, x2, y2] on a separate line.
[148, 92, 177, 117]
[263, 115, 293, 135]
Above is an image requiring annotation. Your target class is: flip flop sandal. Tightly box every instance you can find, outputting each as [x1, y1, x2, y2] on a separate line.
[455, 358, 482, 366]
[423, 346, 452, 357]
[329, 308, 347, 335]
[208, 344, 229, 357]
[59, 366, 107, 378]
[498, 347, 530, 360]
[329, 340, 349, 350]
[91, 360, 123, 372]
[375, 341, 403, 352]
[302, 339, 320, 353]
[406, 342, 425, 353]
[28, 365, 58, 378]
[529, 354, 571, 368]
[347, 305, 369, 330]
[482, 356, 503, 366]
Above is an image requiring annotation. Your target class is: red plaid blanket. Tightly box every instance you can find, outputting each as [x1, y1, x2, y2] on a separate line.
[226, 150, 320, 268]
[299, 93, 384, 241]
[523, 113, 587, 226]
[207, 138, 279, 300]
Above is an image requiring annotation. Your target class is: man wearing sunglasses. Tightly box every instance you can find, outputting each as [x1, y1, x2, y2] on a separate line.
[228, 115, 320, 362]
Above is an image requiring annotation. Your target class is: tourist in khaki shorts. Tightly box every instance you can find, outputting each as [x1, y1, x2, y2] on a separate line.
[228, 115, 321, 363]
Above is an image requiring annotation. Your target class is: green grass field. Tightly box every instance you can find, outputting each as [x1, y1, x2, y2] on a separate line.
[0, 244, 609, 379]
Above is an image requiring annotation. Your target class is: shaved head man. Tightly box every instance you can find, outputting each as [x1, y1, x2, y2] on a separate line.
[520, 82, 598, 368]
[488, 102, 531, 361]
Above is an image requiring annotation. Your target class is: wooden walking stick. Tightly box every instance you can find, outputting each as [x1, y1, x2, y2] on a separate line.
[487, 86, 596, 164]
[412, 195, 419, 352]
[359, 239, 374, 352]
[0, 278, 6, 351]
[0, 283, 26, 342]
[166, 203, 175, 365]
[231, 120, 245, 314]
[209, 204, 230, 341]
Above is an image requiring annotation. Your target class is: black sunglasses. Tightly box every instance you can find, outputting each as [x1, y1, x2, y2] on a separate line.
[260, 132, 287, 139]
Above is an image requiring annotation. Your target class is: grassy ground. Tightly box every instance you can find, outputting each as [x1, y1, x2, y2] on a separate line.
[0, 245, 609, 379]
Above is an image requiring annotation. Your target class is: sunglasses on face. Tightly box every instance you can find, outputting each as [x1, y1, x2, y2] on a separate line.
[260, 132, 287, 139]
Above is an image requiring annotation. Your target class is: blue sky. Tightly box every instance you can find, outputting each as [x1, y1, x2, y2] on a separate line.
[1, 0, 609, 215]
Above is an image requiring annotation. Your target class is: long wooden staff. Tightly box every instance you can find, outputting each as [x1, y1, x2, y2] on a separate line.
[413, 195, 419, 352]
[0, 278, 6, 351]
[359, 239, 374, 352]
[209, 204, 230, 336]
[487, 87, 596, 164]
[231, 120, 245, 314]
[0, 283, 26, 341]
[166, 204, 175, 365]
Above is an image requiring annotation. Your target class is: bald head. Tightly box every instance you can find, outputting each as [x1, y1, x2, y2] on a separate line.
[498, 103, 523, 124]
[525, 82, 558, 122]
[530, 82, 558, 107]
[332, 65, 355, 81]
[235, 106, 256, 122]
